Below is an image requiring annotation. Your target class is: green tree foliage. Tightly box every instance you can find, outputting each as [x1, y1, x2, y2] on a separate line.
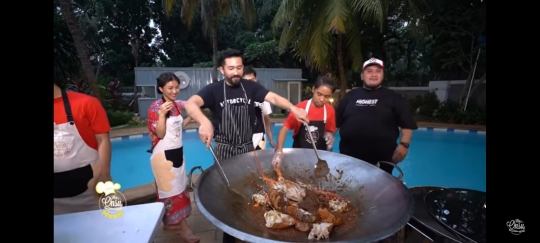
[53, 0, 486, 124]
[54, 10, 81, 86]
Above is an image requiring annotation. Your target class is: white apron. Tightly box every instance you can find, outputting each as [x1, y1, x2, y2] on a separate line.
[54, 90, 101, 215]
[252, 119, 268, 149]
[150, 109, 187, 199]
[304, 99, 327, 123]
[252, 101, 271, 149]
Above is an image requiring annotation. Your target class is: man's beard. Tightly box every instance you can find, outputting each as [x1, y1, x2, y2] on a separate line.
[226, 76, 242, 87]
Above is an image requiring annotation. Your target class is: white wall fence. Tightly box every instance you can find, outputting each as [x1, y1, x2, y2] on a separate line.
[336, 80, 486, 106]
[391, 80, 486, 106]
[123, 80, 486, 108]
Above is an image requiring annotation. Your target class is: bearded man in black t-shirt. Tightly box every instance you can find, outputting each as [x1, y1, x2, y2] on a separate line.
[184, 50, 309, 243]
[336, 58, 418, 174]
[184, 49, 308, 162]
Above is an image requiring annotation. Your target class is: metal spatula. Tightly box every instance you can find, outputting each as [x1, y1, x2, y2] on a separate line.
[303, 122, 330, 178]
[207, 145, 230, 186]
[207, 145, 246, 199]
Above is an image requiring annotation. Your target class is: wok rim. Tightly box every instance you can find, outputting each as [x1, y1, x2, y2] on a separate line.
[193, 149, 415, 243]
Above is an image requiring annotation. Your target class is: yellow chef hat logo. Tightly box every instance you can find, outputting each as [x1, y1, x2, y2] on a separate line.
[95, 181, 121, 196]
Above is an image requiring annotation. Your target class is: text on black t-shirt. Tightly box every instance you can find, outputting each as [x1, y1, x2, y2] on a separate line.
[336, 87, 417, 148]
[196, 79, 270, 136]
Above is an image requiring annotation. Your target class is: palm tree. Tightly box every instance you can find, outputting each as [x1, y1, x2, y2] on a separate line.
[162, 0, 256, 82]
[73, 0, 113, 81]
[58, 0, 102, 99]
[271, 0, 425, 99]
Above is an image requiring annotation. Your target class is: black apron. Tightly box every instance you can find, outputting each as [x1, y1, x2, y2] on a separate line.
[217, 82, 259, 243]
[213, 81, 254, 163]
[292, 99, 328, 150]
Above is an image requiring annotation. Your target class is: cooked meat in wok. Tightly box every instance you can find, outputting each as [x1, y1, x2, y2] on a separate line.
[247, 158, 359, 240]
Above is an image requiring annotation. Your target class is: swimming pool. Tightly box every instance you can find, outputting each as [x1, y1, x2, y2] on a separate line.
[110, 124, 486, 192]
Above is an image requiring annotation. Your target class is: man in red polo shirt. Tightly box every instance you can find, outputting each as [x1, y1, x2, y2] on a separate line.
[54, 82, 112, 215]
[272, 76, 337, 174]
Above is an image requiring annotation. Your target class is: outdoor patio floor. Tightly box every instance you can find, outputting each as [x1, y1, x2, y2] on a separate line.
[153, 191, 225, 243]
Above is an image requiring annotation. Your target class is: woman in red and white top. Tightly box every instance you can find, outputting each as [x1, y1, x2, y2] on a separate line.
[147, 72, 199, 243]
[271, 76, 337, 175]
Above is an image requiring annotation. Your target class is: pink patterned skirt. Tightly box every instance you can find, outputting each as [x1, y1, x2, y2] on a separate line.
[156, 188, 192, 225]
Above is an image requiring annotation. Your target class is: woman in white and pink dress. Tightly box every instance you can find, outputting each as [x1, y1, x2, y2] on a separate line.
[147, 72, 199, 243]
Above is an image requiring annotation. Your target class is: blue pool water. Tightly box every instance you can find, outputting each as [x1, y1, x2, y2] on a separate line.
[111, 124, 486, 192]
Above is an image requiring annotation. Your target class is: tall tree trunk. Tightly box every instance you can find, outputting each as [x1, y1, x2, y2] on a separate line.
[406, 40, 413, 69]
[131, 37, 140, 67]
[131, 36, 140, 113]
[336, 33, 347, 100]
[95, 46, 103, 80]
[211, 20, 219, 83]
[459, 72, 473, 105]
[459, 47, 482, 104]
[58, 0, 101, 100]
[469, 72, 486, 97]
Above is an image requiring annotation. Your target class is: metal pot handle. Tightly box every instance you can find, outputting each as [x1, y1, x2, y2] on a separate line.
[188, 166, 204, 189]
[376, 161, 404, 182]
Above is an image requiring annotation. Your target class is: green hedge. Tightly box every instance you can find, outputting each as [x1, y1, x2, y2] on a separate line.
[435, 102, 486, 125]
[107, 110, 134, 127]
[408, 92, 440, 117]
[408, 92, 486, 125]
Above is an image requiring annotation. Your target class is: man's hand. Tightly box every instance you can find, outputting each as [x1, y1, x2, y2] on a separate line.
[271, 151, 284, 180]
[199, 120, 214, 149]
[290, 106, 309, 124]
[96, 172, 112, 184]
[392, 144, 408, 163]
[324, 132, 334, 150]
[92, 172, 112, 201]
[272, 151, 283, 168]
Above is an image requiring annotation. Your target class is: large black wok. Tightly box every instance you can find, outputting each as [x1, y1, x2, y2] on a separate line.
[424, 188, 486, 243]
[189, 148, 414, 243]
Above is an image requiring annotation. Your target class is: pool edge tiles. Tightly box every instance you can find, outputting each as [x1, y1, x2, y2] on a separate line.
[110, 128, 199, 141]
[111, 133, 148, 141]
[112, 126, 485, 141]
[417, 127, 486, 134]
